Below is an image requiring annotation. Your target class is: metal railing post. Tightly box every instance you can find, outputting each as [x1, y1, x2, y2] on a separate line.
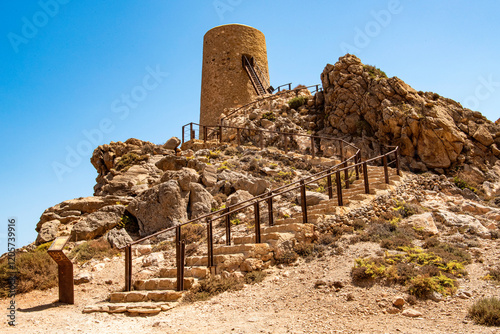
[267, 192, 274, 226]
[182, 125, 185, 144]
[189, 123, 194, 141]
[124, 245, 132, 292]
[254, 201, 261, 243]
[395, 148, 401, 176]
[383, 155, 389, 184]
[176, 226, 185, 291]
[339, 141, 344, 161]
[225, 208, 231, 246]
[327, 171, 333, 199]
[363, 162, 370, 194]
[203, 126, 207, 143]
[207, 219, 214, 269]
[336, 171, 343, 206]
[310, 137, 315, 158]
[355, 154, 360, 180]
[300, 180, 308, 224]
[344, 162, 350, 189]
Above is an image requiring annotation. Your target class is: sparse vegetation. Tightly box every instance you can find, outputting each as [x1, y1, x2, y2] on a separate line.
[69, 239, 119, 263]
[184, 276, 244, 302]
[262, 111, 276, 121]
[288, 96, 308, 110]
[468, 297, 500, 326]
[363, 64, 387, 79]
[453, 176, 477, 193]
[115, 152, 148, 171]
[0, 247, 58, 297]
[244, 270, 267, 284]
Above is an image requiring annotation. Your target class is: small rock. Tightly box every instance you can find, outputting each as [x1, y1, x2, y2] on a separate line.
[402, 308, 423, 318]
[392, 296, 405, 308]
[74, 272, 92, 285]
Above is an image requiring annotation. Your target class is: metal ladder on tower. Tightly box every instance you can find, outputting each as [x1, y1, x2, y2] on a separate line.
[243, 55, 270, 95]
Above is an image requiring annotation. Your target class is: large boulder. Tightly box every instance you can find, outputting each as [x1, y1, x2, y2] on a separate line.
[71, 205, 125, 241]
[127, 181, 189, 236]
[163, 136, 181, 150]
[297, 191, 329, 206]
[403, 212, 439, 235]
[36, 220, 61, 245]
[320, 54, 499, 172]
[160, 168, 199, 191]
[106, 228, 133, 248]
[218, 169, 271, 196]
[227, 190, 254, 208]
[189, 183, 216, 219]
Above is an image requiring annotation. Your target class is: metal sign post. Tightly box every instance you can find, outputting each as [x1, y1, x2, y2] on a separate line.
[47, 236, 74, 304]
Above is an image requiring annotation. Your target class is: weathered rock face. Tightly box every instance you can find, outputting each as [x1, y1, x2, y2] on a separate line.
[127, 181, 189, 236]
[35, 195, 133, 245]
[106, 228, 133, 249]
[91, 138, 168, 196]
[320, 54, 500, 172]
[71, 205, 126, 241]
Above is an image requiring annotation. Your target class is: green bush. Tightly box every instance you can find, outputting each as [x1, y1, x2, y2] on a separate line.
[261, 112, 276, 121]
[288, 96, 308, 110]
[453, 176, 477, 193]
[363, 64, 387, 79]
[468, 297, 500, 326]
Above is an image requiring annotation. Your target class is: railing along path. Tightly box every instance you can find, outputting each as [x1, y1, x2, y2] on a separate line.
[121, 120, 400, 292]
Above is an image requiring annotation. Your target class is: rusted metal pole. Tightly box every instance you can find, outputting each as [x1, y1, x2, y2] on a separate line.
[207, 219, 214, 269]
[339, 141, 344, 161]
[203, 126, 207, 143]
[225, 208, 231, 246]
[267, 192, 274, 226]
[189, 123, 194, 141]
[327, 171, 333, 199]
[300, 180, 308, 224]
[124, 245, 132, 292]
[395, 148, 401, 176]
[254, 201, 261, 243]
[336, 171, 343, 206]
[363, 162, 370, 194]
[354, 154, 360, 180]
[383, 155, 389, 184]
[310, 137, 315, 158]
[182, 125, 185, 144]
[254, 202, 261, 243]
[176, 226, 185, 291]
[344, 162, 350, 189]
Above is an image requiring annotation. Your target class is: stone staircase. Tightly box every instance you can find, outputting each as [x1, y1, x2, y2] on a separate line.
[84, 165, 403, 315]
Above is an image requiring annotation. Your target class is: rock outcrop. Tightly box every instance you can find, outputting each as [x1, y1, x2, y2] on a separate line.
[320, 54, 500, 173]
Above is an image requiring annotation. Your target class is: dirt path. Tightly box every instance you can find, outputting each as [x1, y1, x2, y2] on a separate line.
[2, 241, 499, 334]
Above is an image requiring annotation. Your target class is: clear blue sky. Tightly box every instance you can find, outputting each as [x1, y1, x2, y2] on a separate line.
[1, 1, 499, 248]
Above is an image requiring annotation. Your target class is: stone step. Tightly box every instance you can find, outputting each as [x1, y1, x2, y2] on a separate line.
[261, 222, 312, 234]
[159, 266, 210, 279]
[133, 277, 196, 291]
[83, 301, 179, 315]
[109, 290, 183, 303]
[186, 253, 245, 267]
[213, 243, 272, 256]
[232, 232, 291, 245]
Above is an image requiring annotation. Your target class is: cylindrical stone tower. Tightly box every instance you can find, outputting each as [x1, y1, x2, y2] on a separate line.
[200, 24, 270, 125]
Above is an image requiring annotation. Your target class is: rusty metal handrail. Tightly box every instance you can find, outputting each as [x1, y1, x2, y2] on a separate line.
[121, 121, 400, 292]
[220, 84, 323, 125]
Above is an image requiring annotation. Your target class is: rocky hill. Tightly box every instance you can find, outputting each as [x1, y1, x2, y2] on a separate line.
[4, 54, 500, 332]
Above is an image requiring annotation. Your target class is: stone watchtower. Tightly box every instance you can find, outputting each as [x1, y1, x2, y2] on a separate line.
[200, 24, 271, 126]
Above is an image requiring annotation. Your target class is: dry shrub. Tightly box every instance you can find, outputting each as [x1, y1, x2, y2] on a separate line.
[181, 223, 206, 244]
[69, 239, 119, 263]
[275, 250, 298, 265]
[184, 276, 243, 302]
[468, 297, 500, 326]
[0, 248, 58, 297]
[244, 270, 267, 284]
